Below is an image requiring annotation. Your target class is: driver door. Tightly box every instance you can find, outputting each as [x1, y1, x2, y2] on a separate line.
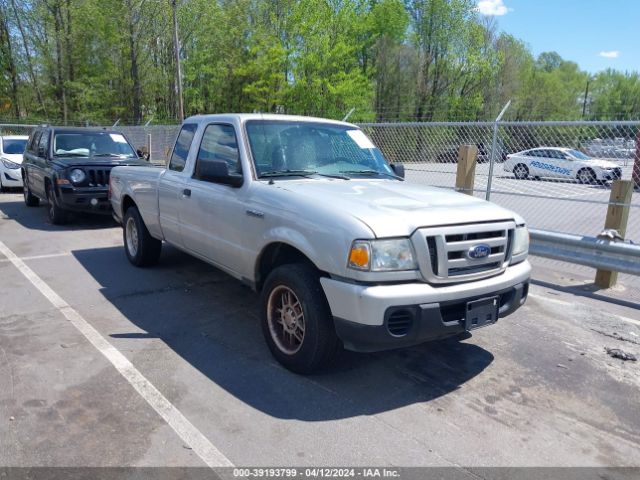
[180, 123, 248, 274]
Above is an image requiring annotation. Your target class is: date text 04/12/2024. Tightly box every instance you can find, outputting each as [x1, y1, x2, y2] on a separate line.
[232, 468, 400, 478]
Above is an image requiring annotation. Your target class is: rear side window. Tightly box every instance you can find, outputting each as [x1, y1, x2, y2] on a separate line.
[169, 124, 198, 172]
[38, 131, 49, 157]
[29, 131, 42, 153]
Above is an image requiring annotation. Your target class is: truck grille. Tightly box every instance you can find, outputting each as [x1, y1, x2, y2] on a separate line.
[87, 168, 111, 187]
[416, 221, 515, 284]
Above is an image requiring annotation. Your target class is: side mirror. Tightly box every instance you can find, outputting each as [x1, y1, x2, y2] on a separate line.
[137, 147, 150, 161]
[390, 163, 405, 179]
[196, 158, 243, 187]
[38, 146, 47, 158]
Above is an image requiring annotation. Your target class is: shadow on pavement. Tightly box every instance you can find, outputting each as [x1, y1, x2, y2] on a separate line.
[0, 198, 117, 231]
[72, 244, 494, 421]
[531, 278, 640, 311]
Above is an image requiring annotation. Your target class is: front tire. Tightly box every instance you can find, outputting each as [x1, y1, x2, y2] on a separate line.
[46, 183, 67, 224]
[261, 263, 341, 374]
[123, 206, 162, 267]
[23, 178, 39, 206]
[513, 164, 529, 180]
[577, 168, 597, 185]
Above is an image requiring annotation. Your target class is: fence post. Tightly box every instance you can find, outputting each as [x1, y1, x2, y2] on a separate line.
[486, 100, 511, 201]
[633, 128, 640, 188]
[455, 144, 478, 195]
[147, 134, 152, 162]
[594, 179, 634, 288]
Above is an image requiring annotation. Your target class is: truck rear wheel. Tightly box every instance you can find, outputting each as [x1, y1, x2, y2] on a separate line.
[261, 263, 341, 374]
[123, 206, 162, 267]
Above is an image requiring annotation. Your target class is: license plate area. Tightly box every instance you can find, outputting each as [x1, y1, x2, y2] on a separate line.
[465, 296, 499, 331]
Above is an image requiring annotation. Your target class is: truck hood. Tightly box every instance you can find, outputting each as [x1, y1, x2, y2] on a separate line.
[274, 179, 520, 237]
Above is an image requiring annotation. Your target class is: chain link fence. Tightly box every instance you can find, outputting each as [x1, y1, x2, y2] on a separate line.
[361, 121, 640, 244]
[3, 119, 639, 243]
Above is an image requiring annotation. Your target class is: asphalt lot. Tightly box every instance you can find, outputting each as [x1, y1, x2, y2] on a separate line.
[1, 192, 640, 469]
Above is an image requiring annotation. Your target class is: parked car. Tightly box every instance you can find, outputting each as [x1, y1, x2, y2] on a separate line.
[503, 147, 622, 184]
[110, 114, 531, 374]
[0, 135, 28, 191]
[21, 126, 149, 224]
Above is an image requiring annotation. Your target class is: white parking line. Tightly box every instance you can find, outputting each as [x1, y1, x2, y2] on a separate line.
[0, 252, 71, 263]
[0, 240, 233, 468]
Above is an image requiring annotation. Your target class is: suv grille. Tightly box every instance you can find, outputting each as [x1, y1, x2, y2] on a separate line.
[87, 168, 111, 187]
[417, 221, 515, 284]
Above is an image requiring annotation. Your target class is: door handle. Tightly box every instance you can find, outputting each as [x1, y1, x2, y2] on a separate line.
[182, 188, 191, 197]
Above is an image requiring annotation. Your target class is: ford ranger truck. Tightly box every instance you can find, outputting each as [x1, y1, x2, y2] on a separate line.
[109, 114, 531, 374]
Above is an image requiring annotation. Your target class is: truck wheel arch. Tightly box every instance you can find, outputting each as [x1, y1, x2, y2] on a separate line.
[256, 242, 324, 292]
[122, 194, 136, 216]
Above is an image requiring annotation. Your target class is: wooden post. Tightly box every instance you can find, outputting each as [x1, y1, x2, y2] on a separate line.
[455, 144, 478, 195]
[594, 179, 633, 288]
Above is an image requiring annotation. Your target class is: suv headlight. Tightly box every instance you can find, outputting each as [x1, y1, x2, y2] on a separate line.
[348, 238, 417, 272]
[511, 226, 529, 263]
[69, 168, 86, 184]
[1, 158, 20, 169]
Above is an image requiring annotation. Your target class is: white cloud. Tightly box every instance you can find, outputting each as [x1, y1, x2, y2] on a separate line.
[598, 50, 620, 59]
[476, 0, 510, 16]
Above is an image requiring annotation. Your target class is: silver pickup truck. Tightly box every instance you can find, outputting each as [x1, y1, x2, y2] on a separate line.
[109, 114, 531, 373]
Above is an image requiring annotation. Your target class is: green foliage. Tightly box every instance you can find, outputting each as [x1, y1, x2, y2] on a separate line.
[0, 0, 638, 123]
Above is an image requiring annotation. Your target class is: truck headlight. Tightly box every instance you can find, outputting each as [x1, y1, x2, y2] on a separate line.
[511, 226, 529, 262]
[348, 238, 417, 272]
[69, 168, 86, 184]
[1, 158, 20, 169]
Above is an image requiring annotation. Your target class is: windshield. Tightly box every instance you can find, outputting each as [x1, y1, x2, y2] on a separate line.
[53, 132, 136, 159]
[568, 149, 591, 160]
[2, 138, 28, 155]
[245, 121, 394, 179]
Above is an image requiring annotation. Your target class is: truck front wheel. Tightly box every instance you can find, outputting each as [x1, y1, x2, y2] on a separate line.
[261, 264, 341, 374]
[123, 206, 162, 267]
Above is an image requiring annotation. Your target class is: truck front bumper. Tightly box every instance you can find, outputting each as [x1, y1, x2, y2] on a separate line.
[320, 260, 531, 352]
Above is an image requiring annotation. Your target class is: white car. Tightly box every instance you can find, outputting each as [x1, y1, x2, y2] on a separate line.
[0, 135, 28, 190]
[503, 147, 622, 184]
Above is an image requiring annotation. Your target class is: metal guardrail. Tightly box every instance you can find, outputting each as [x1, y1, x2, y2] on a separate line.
[529, 228, 640, 276]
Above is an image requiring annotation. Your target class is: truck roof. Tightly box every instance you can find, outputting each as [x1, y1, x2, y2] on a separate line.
[183, 113, 358, 128]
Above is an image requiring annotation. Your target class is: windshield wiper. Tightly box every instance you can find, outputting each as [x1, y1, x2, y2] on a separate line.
[258, 170, 316, 178]
[259, 170, 350, 180]
[339, 169, 404, 180]
[55, 153, 88, 157]
[93, 153, 130, 158]
[314, 172, 350, 180]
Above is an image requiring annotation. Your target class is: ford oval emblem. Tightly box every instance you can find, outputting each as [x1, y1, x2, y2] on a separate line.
[468, 244, 491, 259]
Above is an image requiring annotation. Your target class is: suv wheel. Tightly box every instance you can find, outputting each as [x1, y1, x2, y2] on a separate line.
[46, 183, 67, 224]
[261, 263, 341, 374]
[123, 206, 162, 267]
[23, 178, 40, 206]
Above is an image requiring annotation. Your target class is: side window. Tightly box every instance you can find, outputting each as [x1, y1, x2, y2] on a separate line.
[29, 131, 42, 153]
[38, 130, 49, 157]
[194, 124, 240, 181]
[169, 123, 198, 172]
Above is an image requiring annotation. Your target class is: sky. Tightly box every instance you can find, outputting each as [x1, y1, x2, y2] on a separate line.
[476, 0, 639, 74]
